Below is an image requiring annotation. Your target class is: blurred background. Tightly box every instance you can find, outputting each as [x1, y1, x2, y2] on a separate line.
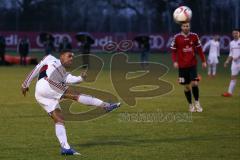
[0, 0, 239, 33]
[0, 0, 239, 65]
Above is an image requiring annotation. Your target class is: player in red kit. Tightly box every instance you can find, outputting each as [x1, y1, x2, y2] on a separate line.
[171, 22, 207, 112]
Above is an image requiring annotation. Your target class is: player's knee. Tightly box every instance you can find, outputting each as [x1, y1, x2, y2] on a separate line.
[51, 111, 65, 124]
[184, 85, 191, 91]
[191, 81, 198, 87]
[73, 95, 79, 101]
[231, 76, 237, 80]
[53, 117, 64, 124]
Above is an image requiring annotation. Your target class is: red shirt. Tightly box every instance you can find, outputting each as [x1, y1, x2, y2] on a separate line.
[171, 32, 206, 68]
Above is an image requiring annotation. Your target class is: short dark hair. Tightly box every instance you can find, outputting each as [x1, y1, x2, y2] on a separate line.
[232, 28, 240, 32]
[181, 21, 190, 26]
[60, 49, 72, 55]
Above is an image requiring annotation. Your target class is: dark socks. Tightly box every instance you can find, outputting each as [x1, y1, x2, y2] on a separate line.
[192, 86, 199, 101]
[184, 90, 192, 104]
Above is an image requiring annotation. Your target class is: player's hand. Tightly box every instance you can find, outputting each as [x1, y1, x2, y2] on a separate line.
[224, 61, 228, 68]
[173, 62, 179, 69]
[202, 62, 207, 69]
[80, 71, 87, 80]
[21, 87, 29, 97]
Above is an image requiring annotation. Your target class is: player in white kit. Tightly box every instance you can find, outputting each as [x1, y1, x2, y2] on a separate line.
[21, 50, 120, 155]
[203, 35, 220, 77]
[222, 29, 240, 97]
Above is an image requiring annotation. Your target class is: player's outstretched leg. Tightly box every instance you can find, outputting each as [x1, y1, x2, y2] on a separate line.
[77, 94, 121, 112]
[191, 81, 203, 112]
[63, 88, 121, 112]
[184, 85, 195, 112]
[50, 109, 81, 156]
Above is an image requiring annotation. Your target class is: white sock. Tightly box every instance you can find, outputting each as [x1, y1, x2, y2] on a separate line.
[212, 64, 217, 75]
[208, 65, 211, 75]
[228, 80, 237, 94]
[55, 123, 71, 149]
[77, 94, 109, 107]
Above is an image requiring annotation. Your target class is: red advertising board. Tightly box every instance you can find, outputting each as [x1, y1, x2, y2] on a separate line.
[0, 32, 232, 52]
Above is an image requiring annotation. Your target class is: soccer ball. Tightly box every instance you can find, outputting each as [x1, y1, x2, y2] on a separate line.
[173, 6, 192, 24]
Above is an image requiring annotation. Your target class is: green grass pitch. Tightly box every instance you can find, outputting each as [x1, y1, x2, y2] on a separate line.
[0, 52, 239, 160]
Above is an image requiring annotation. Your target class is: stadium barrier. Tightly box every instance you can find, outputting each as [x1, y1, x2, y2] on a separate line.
[0, 31, 232, 52]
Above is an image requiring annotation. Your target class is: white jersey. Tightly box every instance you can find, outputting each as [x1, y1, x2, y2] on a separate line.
[203, 39, 220, 64]
[22, 54, 83, 113]
[203, 39, 220, 58]
[22, 54, 83, 89]
[229, 39, 240, 65]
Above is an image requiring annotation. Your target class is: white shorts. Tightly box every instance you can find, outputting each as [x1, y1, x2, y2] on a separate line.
[231, 63, 240, 76]
[35, 78, 68, 113]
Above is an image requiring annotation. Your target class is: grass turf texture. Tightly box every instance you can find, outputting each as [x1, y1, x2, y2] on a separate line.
[0, 52, 239, 160]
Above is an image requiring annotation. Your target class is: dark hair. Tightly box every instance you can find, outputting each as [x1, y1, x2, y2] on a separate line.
[232, 28, 240, 32]
[60, 49, 72, 55]
[181, 21, 190, 26]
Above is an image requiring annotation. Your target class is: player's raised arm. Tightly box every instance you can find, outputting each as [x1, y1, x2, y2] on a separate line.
[21, 58, 46, 96]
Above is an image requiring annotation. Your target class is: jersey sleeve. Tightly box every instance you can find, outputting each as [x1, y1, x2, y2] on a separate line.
[194, 34, 206, 62]
[65, 73, 83, 84]
[170, 36, 177, 62]
[22, 57, 46, 88]
[202, 40, 211, 52]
